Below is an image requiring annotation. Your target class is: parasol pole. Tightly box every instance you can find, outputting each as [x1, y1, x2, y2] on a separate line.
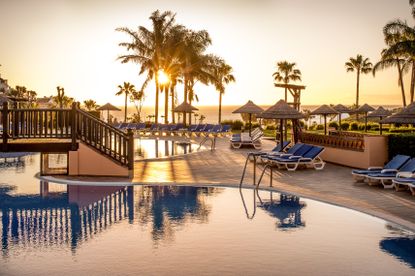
[324, 114, 327, 135]
[365, 112, 368, 132]
[279, 118, 284, 146]
[379, 116, 382, 135]
[249, 113, 252, 137]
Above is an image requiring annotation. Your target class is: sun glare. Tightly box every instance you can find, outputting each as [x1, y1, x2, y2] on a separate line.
[158, 70, 169, 85]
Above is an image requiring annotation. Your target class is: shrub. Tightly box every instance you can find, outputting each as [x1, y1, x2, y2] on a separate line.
[389, 127, 415, 133]
[340, 122, 350, 131]
[350, 122, 358, 131]
[358, 124, 365, 131]
[328, 121, 339, 130]
[389, 134, 415, 158]
[316, 124, 324, 130]
[265, 124, 276, 130]
[222, 119, 244, 130]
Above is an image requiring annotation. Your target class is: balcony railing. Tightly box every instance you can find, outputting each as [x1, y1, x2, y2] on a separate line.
[300, 132, 364, 152]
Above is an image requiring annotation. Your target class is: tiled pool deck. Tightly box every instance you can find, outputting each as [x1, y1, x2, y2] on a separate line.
[50, 137, 415, 231]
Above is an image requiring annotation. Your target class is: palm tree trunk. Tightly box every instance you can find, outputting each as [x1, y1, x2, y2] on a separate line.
[183, 78, 188, 125]
[397, 60, 406, 107]
[124, 92, 128, 122]
[284, 87, 287, 102]
[171, 85, 175, 124]
[411, 60, 415, 103]
[218, 92, 222, 124]
[164, 85, 169, 124]
[188, 98, 192, 125]
[155, 76, 159, 124]
[356, 70, 360, 121]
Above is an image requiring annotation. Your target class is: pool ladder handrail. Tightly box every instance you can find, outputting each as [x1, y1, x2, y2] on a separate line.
[198, 135, 217, 151]
[239, 152, 274, 189]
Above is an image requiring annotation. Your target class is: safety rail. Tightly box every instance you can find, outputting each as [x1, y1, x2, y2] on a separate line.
[300, 132, 364, 152]
[1, 102, 134, 169]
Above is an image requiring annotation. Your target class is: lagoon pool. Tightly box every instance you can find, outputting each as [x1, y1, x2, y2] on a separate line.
[133, 138, 203, 160]
[1, 154, 415, 275]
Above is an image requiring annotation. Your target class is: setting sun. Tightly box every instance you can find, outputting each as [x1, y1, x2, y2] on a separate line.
[157, 70, 169, 85]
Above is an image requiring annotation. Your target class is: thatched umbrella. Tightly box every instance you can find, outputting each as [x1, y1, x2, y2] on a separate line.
[333, 104, 351, 129]
[258, 100, 304, 146]
[356, 103, 375, 132]
[381, 102, 415, 125]
[367, 106, 392, 135]
[310, 105, 339, 135]
[232, 100, 264, 136]
[173, 101, 199, 126]
[97, 103, 121, 123]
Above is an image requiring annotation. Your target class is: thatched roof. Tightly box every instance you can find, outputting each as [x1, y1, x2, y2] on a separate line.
[381, 103, 415, 124]
[97, 103, 121, 111]
[310, 104, 339, 115]
[173, 101, 198, 113]
[367, 106, 392, 118]
[232, 100, 264, 114]
[258, 100, 304, 119]
[333, 104, 351, 113]
[356, 103, 375, 113]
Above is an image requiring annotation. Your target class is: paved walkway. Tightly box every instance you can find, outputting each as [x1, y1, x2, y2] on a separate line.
[51, 136, 415, 231]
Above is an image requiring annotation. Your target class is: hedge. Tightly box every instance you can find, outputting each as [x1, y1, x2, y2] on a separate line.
[221, 119, 244, 130]
[388, 134, 415, 158]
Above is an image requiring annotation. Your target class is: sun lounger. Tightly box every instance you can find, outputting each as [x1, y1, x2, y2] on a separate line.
[392, 174, 415, 195]
[269, 145, 325, 171]
[351, 154, 411, 182]
[249, 141, 290, 161]
[230, 129, 263, 149]
[366, 158, 415, 188]
[220, 125, 232, 136]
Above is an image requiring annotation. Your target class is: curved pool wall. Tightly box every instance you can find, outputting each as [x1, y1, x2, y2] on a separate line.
[133, 137, 205, 160]
[1, 154, 415, 275]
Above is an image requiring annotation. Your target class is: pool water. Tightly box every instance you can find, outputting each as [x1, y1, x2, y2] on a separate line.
[1, 154, 415, 275]
[133, 138, 203, 160]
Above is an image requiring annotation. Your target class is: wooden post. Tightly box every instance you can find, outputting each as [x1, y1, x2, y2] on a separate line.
[71, 102, 77, 150]
[2, 102, 8, 151]
[127, 129, 134, 177]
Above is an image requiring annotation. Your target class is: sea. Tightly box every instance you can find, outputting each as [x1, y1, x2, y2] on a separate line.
[108, 105, 402, 124]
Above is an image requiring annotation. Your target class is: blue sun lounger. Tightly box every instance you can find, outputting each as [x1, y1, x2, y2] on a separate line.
[351, 154, 411, 182]
[269, 145, 325, 171]
[392, 176, 415, 194]
[366, 158, 415, 189]
[249, 140, 290, 161]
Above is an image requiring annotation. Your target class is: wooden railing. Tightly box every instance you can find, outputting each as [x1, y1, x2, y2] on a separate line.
[1, 102, 134, 168]
[300, 132, 365, 152]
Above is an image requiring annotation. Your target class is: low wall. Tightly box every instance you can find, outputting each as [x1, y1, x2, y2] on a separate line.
[68, 143, 130, 177]
[320, 135, 388, 169]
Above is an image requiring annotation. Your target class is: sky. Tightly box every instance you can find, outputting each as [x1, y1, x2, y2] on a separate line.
[0, 0, 413, 108]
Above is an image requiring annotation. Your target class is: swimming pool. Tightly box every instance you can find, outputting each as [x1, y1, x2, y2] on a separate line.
[133, 138, 204, 160]
[1, 154, 415, 275]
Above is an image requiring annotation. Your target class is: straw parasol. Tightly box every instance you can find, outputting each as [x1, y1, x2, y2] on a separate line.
[356, 103, 375, 132]
[232, 100, 264, 136]
[258, 100, 304, 146]
[333, 104, 351, 128]
[381, 102, 415, 125]
[310, 105, 339, 135]
[173, 101, 199, 126]
[367, 106, 392, 135]
[97, 103, 121, 123]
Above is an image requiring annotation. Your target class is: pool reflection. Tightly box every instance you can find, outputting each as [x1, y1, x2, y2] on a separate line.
[134, 138, 201, 159]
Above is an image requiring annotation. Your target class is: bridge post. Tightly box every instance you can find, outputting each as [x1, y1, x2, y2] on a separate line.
[71, 102, 77, 150]
[127, 129, 134, 177]
[2, 102, 8, 151]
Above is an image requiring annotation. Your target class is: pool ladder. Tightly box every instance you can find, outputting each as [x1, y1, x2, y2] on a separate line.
[239, 153, 274, 189]
[198, 135, 217, 151]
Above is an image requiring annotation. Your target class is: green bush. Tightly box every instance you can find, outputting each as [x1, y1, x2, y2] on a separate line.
[316, 124, 324, 130]
[328, 121, 339, 130]
[350, 122, 358, 131]
[389, 134, 415, 158]
[265, 124, 276, 130]
[358, 124, 365, 131]
[389, 127, 415, 133]
[222, 119, 244, 130]
[341, 122, 350, 131]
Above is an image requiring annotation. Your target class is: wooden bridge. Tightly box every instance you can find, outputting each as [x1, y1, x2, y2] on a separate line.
[1, 102, 134, 176]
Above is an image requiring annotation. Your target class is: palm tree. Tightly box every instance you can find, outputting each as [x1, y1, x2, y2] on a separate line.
[83, 99, 99, 111]
[53, 86, 66, 108]
[345, 55, 373, 108]
[212, 59, 235, 123]
[130, 90, 145, 122]
[272, 61, 302, 101]
[117, 10, 177, 124]
[116, 82, 136, 122]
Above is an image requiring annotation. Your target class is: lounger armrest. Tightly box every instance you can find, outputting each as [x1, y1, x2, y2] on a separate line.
[368, 167, 383, 171]
[396, 172, 415, 178]
[279, 153, 293, 157]
[380, 169, 398, 173]
[288, 155, 302, 159]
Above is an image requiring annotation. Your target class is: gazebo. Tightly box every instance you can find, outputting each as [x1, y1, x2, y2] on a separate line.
[232, 100, 264, 136]
[173, 101, 198, 126]
[311, 105, 339, 135]
[97, 103, 121, 123]
[258, 100, 304, 146]
[333, 104, 351, 129]
[367, 106, 391, 135]
[356, 103, 375, 132]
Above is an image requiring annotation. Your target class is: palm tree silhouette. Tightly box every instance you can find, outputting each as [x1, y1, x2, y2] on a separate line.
[83, 99, 99, 111]
[212, 59, 235, 124]
[272, 61, 302, 102]
[345, 55, 373, 108]
[116, 82, 136, 122]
